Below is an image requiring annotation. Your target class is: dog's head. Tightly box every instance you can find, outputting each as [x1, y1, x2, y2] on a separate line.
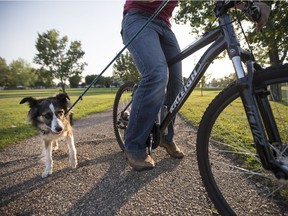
[20, 93, 73, 135]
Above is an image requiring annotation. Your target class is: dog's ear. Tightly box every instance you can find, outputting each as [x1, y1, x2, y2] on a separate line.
[56, 93, 71, 110]
[56, 93, 70, 102]
[20, 97, 38, 108]
[20, 97, 39, 121]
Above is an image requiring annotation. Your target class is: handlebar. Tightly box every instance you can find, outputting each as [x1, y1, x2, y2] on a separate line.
[214, 0, 261, 22]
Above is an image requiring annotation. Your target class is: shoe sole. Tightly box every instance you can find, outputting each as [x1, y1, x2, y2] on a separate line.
[127, 161, 155, 172]
[160, 145, 184, 159]
[133, 166, 155, 172]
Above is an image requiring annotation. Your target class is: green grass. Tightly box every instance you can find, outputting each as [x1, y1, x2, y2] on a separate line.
[181, 88, 288, 198]
[180, 88, 288, 164]
[1, 86, 287, 152]
[180, 89, 221, 126]
[0, 88, 117, 149]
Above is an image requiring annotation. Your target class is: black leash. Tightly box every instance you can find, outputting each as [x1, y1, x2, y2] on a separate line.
[66, 0, 170, 114]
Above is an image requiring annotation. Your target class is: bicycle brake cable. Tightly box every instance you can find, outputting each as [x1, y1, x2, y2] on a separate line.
[234, 4, 256, 61]
[66, 0, 170, 114]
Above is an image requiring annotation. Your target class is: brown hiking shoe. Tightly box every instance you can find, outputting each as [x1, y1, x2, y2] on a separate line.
[125, 151, 155, 171]
[160, 141, 184, 159]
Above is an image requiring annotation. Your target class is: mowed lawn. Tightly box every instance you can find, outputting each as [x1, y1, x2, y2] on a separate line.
[1, 87, 287, 150]
[0, 87, 219, 149]
[0, 88, 117, 149]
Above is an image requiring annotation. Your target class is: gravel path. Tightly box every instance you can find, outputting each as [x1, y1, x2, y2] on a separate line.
[0, 109, 287, 215]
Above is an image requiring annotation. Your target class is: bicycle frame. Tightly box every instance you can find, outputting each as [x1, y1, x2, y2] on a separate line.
[159, 6, 285, 175]
[160, 13, 241, 132]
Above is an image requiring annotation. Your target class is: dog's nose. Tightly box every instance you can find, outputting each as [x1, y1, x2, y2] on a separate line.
[55, 126, 63, 132]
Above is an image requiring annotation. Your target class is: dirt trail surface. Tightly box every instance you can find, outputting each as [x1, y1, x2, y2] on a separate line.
[1, 109, 287, 216]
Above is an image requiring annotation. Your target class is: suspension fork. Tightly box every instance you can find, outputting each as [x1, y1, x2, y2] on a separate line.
[244, 61, 282, 145]
[220, 12, 278, 171]
[254, 88, 282, 145]
[235, 60, 275, 171]
[236, 61, 288, 180]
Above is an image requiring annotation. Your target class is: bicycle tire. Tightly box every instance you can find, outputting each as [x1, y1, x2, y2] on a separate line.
[197, 64, 288, 215]
[113, 82, 135, 151]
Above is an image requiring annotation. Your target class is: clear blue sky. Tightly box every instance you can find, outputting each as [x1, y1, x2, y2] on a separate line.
[0, 0, 232, 79]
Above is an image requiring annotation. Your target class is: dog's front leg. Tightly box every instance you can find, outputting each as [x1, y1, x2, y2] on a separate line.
[52, 140, 59, 151]
[42, 141, 53, 178]
[67, 135, 77, 169]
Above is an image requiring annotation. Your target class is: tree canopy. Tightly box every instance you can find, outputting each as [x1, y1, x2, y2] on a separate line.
[112, 51, 141, 83]
[34, 29, 87, 92]
[175, 1, 288, 66]
[0, 57, 9, 87]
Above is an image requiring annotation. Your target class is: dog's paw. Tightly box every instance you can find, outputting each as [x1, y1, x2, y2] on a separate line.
[41, 170, 52, 178]
[70, 158, 78, 169]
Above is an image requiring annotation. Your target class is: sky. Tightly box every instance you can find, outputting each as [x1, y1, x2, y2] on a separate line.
[0, 0, 234, 80]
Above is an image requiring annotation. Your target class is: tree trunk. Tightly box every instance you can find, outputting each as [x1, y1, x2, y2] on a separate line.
[60, 77, 66, 93]
[268, 47, 282, 102]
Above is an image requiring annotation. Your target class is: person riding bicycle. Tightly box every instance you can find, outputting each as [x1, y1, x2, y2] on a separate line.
[121, 0, 270, 171]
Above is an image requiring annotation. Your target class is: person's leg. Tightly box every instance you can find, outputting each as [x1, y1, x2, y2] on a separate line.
[121, 12, 169, 168]
[159, 25, 185, 158]
[161, 27, 183, 143]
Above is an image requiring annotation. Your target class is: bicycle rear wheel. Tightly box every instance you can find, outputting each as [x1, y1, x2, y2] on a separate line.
[113, 82, 135, 151]
[197, 64, 288, 215]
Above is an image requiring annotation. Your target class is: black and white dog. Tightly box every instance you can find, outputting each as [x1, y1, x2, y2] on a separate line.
[20, 93, 77, 178]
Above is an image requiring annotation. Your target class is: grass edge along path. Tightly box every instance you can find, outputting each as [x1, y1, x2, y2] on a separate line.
[0, 88, 117, 149]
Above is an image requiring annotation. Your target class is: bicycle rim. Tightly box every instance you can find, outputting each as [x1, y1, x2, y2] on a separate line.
[113, 82, 134, 151]
[197, 64, 288, 215]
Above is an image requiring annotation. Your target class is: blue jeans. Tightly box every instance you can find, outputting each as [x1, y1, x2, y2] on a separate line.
[121, 11, 183, 155]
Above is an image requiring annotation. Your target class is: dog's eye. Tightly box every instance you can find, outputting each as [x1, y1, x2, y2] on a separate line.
[43, 113, 52, 119]
[57, 110, 64, 117]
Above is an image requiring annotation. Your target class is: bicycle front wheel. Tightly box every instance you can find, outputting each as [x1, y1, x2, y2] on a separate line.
[197, 64, 288, 215]
[113, 82, 134, 151]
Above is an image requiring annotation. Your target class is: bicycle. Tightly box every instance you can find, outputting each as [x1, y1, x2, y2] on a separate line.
[113, 1, 288, 215]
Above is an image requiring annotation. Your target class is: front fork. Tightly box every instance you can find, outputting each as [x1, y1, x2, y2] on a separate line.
[235, 59, 288, 179]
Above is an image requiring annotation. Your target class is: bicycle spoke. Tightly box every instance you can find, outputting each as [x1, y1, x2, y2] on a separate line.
[113, 82, 134, 151]
[197, 69, 288, 215]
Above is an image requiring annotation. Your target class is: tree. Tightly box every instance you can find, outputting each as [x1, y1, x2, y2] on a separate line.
[85, 74, 99, 87]
[0, 57, 9, 87]
[175, 1, 288, 101]
[85, 74, 113, 88]
[34, 29, 87, 92]
[112, 51, 141, 83]
[103, 76, 113, 88]
[218, 73, 237, 88]
[85, 74, 95, 86]
[196, 73, 211, 95]
[32, 68, 55, 88]
[69, 74, 82, 88]
[210, 78, 219, 88]
[176, 1, 287, 65]
[246, 2, 287, 101]
[9, 58, 33, 88]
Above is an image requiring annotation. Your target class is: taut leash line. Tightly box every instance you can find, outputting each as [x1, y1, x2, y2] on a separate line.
[67, 0, 170, 114]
